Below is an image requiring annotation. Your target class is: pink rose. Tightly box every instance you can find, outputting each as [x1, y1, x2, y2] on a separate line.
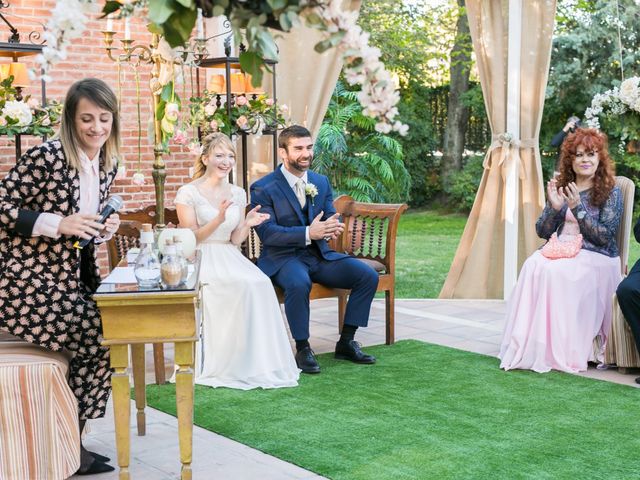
[0, 117, 6, 127]
[204, 104, 217, 116]
[27, 98, 39, 109]
[235, 95, 248, 107]
[265, 98, 274, 106]
[172, 129, 189, 145]
[209, 119, 219, 131]
[236, 115, 248, 129]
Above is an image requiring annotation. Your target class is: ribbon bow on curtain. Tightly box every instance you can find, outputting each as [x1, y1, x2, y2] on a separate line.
[482, 133, 537, 180]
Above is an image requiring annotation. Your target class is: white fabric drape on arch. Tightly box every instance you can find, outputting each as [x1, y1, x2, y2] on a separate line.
[439, 0, 557, 298]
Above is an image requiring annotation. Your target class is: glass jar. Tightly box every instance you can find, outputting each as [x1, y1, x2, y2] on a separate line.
[134, 223, 161, 288]
[161, 242, 183, 288]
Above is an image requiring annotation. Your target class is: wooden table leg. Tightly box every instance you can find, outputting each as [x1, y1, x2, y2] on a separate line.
[110, 344, 131, 480]
[131, 344, 146, 436]
[174, 341, 194, 480]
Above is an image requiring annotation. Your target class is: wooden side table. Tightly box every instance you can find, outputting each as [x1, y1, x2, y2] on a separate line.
[94, 255, 201, 480]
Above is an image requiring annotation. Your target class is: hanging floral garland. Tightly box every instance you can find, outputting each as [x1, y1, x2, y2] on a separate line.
[36, 0, 407, 135]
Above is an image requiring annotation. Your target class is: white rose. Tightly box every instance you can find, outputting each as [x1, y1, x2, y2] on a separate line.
[2, 100, 33, 126]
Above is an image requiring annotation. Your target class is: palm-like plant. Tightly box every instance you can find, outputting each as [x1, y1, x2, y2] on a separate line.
[314, 81, 410, 203]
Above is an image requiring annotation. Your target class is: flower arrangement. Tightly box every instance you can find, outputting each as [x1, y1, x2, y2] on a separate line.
[585, 76, 640, 149]
[188, 91, 287, 138]
[151, 37, 184, 149]
[0, 77, 62, 138]
[36, 0, 407, 135]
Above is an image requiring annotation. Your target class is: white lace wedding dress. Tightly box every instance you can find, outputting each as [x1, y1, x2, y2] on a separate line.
[175, 183, 299, 389]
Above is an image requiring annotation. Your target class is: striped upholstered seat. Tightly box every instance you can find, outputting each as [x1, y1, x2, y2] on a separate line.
[601, 176, 639, 369]
[0, 333, 80, 480]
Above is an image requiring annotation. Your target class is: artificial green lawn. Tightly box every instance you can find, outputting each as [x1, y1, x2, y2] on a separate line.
[146, 340, 640, 480]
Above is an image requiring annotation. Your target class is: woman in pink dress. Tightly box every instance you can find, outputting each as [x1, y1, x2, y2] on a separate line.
[499, 128, 622, 373]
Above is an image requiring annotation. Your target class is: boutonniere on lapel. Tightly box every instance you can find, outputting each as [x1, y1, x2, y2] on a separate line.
[305, 183, 319, 206]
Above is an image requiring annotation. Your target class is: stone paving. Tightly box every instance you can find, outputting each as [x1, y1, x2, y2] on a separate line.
[75, 298, 639, 479]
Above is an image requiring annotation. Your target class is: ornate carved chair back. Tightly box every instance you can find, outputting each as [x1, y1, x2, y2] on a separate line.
[334, 195, 408, 275]
[106, 205, 180, 271]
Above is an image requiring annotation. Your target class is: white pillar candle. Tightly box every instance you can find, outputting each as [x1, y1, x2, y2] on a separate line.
[106, 14, 113, 32]
[196, 8, 204, 38]
[124, 17, 131, 39]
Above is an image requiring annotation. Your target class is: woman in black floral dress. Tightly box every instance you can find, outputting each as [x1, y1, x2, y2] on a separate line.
[0, 78, 121, 474]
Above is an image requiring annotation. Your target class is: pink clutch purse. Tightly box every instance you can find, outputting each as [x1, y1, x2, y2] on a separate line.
[541, 232, 583, 259]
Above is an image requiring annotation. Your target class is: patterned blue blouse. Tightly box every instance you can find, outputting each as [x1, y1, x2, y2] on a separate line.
[535, 186, 622, 258]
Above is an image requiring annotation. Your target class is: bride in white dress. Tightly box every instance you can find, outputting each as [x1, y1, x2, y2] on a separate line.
[175, 133, 299, 389]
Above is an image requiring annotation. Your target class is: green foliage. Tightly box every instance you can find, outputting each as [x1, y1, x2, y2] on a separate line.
[395, 84, 441, 207]
[314, 81, 410, 203]
[542, 0, 640, 154]
[443, 154, 485, 212]
[357, 0, 459, 87]
[105, 1, 311, 86]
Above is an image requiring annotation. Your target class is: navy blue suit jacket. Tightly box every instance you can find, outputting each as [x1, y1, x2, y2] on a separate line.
[250, 166, 348, 277]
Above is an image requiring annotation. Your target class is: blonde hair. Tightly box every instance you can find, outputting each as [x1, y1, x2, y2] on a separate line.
[58, 78, 120, 171]
[192, 132, 236, 179]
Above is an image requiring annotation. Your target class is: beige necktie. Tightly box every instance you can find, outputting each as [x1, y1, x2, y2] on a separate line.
[294, 179, 306, 208]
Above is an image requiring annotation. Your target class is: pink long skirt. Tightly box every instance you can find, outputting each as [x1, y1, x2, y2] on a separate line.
[499, 250, 622, 373]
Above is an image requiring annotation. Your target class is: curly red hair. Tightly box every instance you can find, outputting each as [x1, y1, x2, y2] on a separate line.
[557, 128, 615, 207]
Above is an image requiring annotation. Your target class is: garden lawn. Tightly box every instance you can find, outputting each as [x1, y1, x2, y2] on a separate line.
[146, 340, 640, 480]
[394, 210, 466, 298]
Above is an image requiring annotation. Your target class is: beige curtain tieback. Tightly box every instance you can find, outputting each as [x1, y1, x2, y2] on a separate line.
[294, 179, 306, 208]
[482, 133, 538, 179]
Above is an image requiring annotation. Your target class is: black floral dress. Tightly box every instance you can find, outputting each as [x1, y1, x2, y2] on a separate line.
[0, 140, 117, 419]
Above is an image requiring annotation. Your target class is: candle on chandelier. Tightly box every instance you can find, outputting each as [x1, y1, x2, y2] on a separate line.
[124, 17, 131, 39]
[106, 14, 113, 32]
[196, 8, 204, 38]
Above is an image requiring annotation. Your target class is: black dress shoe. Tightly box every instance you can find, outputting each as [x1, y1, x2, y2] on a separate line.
[335, 340, 376, 364]
[635, 376, 640, 385]
[88, 451, 111, 463]
[295, 346, 321, 374]
[76, 459, 116, 475]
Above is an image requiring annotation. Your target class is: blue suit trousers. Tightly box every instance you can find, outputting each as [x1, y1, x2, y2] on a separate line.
[272, 247, 379, 341]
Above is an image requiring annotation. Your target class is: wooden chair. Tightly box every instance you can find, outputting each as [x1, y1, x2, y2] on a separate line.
[601, 176, 638, 370]
[106, 205, 179, 384]
[245, 194, 408, 345]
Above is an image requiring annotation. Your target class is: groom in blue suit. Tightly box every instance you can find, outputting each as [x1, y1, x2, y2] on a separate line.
[250, 125, 379, 373]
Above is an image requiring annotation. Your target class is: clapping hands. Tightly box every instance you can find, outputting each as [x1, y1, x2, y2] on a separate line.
[244, 205, 270, 227]
[215, 199, 233, 223]
[547, 178, 581, 210]
[309, 212, 345, 241]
